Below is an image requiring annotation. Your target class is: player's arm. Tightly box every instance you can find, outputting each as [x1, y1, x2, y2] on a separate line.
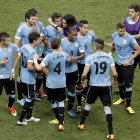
[124, 45, 140, 66]
[71, 52, 84, 62]
[110, 64, 118, 82]
[81, 64, 90, 82]
[104, 42, 114, 48]
[27, 62, 36, 71]
[42, 37, 51, 49]
[132, 31, 140, 39]
[14, 38, 20, 47]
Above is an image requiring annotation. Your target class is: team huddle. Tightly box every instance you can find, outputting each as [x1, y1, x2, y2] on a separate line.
[0, 3, 140, 140]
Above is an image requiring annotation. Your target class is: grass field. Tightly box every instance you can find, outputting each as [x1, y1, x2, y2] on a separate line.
[0, 0, 140, 140]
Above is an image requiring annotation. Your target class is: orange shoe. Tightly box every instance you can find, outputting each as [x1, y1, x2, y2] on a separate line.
[58, 124, 64, 131]
[7, 104, 17, 116]
[107, 134, 114, 140]
[77, 124, 84, 130]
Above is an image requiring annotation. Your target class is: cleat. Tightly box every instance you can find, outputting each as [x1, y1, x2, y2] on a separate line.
[7, 104, 17, 116]
[17, 120, 27, 126]
[81, 96, 85, 102]
[42, 89, 47, 96]
[17, 99, 25, 106]
[65, 98, 69, 102]
[33, 97, 41, 102]
[25, 116, 40, 122]
[58, 124, 64, 131]
[126, 107, 135, 114]
[77, 124, 84, 130]
[36, 90, 44, 99]
[76, 106, 82, 114]
[107, 134, 114, 140]
[49, 119, 59, 124]
[67, 110, 76, 118]
[113, 98, 126, 105]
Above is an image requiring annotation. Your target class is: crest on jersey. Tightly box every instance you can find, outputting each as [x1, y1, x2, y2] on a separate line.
[8, 48, 11, 53]
[123, 39, 127, 44]
[75, 43, 78, 47]
[88, 35, 91, 39]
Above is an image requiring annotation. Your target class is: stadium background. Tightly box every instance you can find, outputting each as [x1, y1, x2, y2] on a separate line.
[0, 0, 140, 139]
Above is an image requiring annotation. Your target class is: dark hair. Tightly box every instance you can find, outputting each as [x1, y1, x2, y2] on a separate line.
[0, 32, 10, 42]
[95, 38, 104, 50]
[63, 14, 77, 27]
[28, 32, 40, 43]
[51, 38, 61, 49]
[69, 27, 77, 34]
[129, 3, 140, 12]
[117, 21, 125, 29]
[79, 20, 88, 27]
[25, 10, 36, 21]
[28, 8, 38, 15]
[51, 12, 62, 22]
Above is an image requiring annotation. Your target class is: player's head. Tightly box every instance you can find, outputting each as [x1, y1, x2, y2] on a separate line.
[28, 8, 39, 21]
[68, 27, 77, 42]
[79, 20, 89, 35]
[0, 32, 10, 47]
[117, 22, 126, 37]
[63, 14, 77, 27]
[129, 3, 140, 19]
[94, 38, 104, 51]
[51, 38, 61, 50]
[25, 10, 36, 26]
[28, 32, 41, 46]
[51, 12, 62, 27]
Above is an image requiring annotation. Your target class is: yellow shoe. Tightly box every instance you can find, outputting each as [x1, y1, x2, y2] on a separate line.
[65, 98, 69, 102]
[113, 98, 126, 105]
[77, 124, 84, 130]
[49, 119, 59, 124]
[58, 124, 64, 131]
[107, 134, 114, 140]
[126, 107, 135, 114]
[81, 96, 85, 102]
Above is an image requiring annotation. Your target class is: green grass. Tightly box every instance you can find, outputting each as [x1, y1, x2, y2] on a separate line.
[0, 0, 140, 140]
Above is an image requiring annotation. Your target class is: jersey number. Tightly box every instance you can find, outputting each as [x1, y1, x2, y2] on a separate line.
[94, 62, 107, 74]
[53, 62, 61, 75]
[21, 53, 27, 68]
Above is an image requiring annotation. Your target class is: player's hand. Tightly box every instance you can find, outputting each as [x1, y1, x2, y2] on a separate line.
[57, 27, 63, 33]
[33, 53, 39, 61]
[10, 72, 15, 80]
[42, 67, 50, 75]
[111, 78, 115, 84]
[81, 81, 87, 88]
[37, 57, 43, 61]
[123, 60, 130, 66]
[0, 59, 8, 65]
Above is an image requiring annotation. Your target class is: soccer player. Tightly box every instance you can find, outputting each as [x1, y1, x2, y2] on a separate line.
[33, 38, 71, 131]
[11, 32, 42, 125]
[61, 27, 84, 118]
[14, 9, 42, 105]
[78, 38, 117, 140]
[124, 3, 140, 69]
[107, 22, 140, 114]
[76, 20, 96, 113]
[41, 12, 63, 97]
[0, 32, 18, 116]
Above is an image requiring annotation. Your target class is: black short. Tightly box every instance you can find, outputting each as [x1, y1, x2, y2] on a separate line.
[46, 87, 66, 103]
[66, 70, 78, 86]
[0, 79, 15, 95]
[77, 63, 90, 84]
[21, 82, 35, 99]
[115, 63, 134, 87]
[86, 86, 112, 106]
[133, 53, 140, 69]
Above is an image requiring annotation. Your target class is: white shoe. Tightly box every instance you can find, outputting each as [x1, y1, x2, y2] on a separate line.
[17, 120, 27, 126]
[25, 116, 40, 122]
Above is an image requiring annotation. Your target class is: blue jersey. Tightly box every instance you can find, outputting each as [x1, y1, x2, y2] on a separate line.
[17, 21, 44, 57]
[41, 52, 70, 88]
[86, 52, 115, 86]
[18, 44, 36, 84]
[61, 37, 84, 73]
[78, 31, 96, 64]
[111, 32, 138, 65]
[43, 25, 63, 55]
[0, 44, 18, 79]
